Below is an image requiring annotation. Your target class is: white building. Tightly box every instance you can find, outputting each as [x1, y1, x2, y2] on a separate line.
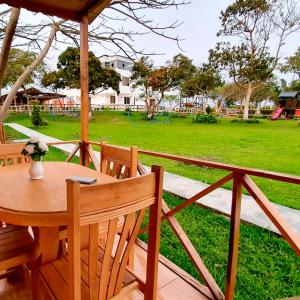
[63, 55, 144, 107]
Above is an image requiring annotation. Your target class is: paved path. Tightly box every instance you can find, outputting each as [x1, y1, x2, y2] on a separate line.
[6, 123, 300, 237]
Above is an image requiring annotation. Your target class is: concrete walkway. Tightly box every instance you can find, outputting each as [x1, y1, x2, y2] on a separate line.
[6, 123, 300, 237]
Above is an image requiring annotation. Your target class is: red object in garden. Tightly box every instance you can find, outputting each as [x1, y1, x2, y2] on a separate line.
[295, 109, 300, 118]
[271, 107, 284, 120]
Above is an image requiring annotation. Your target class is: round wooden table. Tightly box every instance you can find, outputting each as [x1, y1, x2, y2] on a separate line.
[0, 161, 116, 224]
[0, 162, 117, 263]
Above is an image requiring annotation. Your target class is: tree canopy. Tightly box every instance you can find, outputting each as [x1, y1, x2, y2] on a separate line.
[208, 0, 300, 119]
[281, 47, 300, 79]
[42, 47, 121, 94]
[3, 48, 45, 88]
[180, 66, 223, 98]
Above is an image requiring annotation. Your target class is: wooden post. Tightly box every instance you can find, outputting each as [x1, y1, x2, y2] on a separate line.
[80, 16, 89, 166]
[225, 172, 243, 300]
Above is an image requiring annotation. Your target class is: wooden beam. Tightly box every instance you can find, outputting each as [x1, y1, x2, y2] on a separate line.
[164, 173, 234, 219]
[80, 16, 89, 166]
[0, 0, 82, 22]
[242, 175, 300, 256]
[225, 173, 243, 300]
[85, 0, 112, 24]
[162, 201, 224, 300]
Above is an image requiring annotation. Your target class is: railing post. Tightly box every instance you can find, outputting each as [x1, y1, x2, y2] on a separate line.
[80, 142, 89, 167]
[225, 172, 243, 300]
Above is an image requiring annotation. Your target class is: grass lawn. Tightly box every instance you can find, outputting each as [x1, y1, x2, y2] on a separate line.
[139, 193, 300, 300]
[5, 111, 300, 209]
[3, 112, 300, 299]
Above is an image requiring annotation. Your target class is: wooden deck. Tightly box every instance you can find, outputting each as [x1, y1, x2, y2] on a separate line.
[0, 240, 213, 300]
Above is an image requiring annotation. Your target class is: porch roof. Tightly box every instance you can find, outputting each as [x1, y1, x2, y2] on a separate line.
[0, 0, 111, 23]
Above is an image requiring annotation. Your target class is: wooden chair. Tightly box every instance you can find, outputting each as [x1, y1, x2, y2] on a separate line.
[0, 143, 30, 166]
[0, 122, 6, 144]
[0, 143, 40, 279]
[100, 143, 138, 179]
[33, 165, 163, 300]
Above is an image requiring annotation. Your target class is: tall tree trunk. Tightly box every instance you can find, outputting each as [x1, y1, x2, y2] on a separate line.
[0, 21, 64, 121]
[0, 8, 20, 95]
[243, 83, 253, 120]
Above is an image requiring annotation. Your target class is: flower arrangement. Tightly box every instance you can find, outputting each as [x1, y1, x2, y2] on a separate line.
[21, 137, 49, 161]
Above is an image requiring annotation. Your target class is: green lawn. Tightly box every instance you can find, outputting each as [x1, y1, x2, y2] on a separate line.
[140, 193, 300, 300]
[6, 111, 300, 209]
[3, 111, 300, 299]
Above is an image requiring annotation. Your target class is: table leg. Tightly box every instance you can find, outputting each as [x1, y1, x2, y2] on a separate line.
[34, 227, 60, 265]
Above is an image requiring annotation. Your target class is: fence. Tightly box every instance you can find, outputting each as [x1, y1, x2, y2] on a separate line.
[52, 140, 299, 300]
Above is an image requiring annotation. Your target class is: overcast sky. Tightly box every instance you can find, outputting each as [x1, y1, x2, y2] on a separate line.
[2, 0, 300, 83]
[97, 0, 299, 81]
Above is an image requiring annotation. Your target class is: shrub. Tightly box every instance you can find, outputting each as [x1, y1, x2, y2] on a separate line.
[31, 102, 48, 127]
[193, 114, 217, 124]
[205, 105, 212, 115]
[231, 118, 260, 124]
[170, 112, 188, 118]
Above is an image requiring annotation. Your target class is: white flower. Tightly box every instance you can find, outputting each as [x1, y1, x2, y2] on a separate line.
[30, 136, 40, 143]
[25, 144, 35, 155]
[38, 141, 49, 152]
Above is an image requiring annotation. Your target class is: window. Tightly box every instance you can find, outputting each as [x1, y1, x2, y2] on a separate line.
[122, 63, 125, 68]
[124, 97, 130, 104]
[122, 77, 130, 86]
[111, 63, 114, 67]
[110, 96, 116, 104]
[105, 62, 109, 67]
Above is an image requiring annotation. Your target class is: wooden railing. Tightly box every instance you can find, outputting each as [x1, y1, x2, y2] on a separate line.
[40, 141, 300, 299]
[135, 149, 300, 300]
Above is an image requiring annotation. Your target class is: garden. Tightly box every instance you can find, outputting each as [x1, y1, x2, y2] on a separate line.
[4, 110, 300, 299]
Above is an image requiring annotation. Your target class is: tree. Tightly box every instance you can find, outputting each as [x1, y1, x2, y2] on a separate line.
[284, 80, 300, 91]
[281, 47, 300, 79]
[2, 48, 45, 89]
[131, 54, 196, 118]
[208, 0, 300, 120]
[31, 101, 47, 127]
[0, 20, 65, 121]
[216, 83, 245, 109]
[0, 0, 188, 120]
[42, 47, 121, 95]
[0, 8, 20, 94]
[148, 54, 196, 117]
[180, 66, 223, 113]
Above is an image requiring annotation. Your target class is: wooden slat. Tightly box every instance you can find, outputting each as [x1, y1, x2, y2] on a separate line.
[0, 123, 6, 144]
[225, 173, 243, 300]
[162, 201, 224, 300]
[47, 140, 81, 145]
[164, 173, 234, 219]
[65, 143, 81, 162]
[242, 175, 300, 256]
[86, 144, 100, 171]
[145, 165, 164, 300]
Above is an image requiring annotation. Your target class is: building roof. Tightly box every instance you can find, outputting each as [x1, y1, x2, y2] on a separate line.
[278, 91, 299, 98]
[0, 87, 66, 101]
[0, 0, 111, 23]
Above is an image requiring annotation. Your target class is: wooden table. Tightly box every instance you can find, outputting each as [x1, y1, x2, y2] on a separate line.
[0, 162, 117, 263]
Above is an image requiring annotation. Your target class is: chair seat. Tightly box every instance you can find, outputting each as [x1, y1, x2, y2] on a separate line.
[37, 244, 137, 299]
[0, 225, 40, 270]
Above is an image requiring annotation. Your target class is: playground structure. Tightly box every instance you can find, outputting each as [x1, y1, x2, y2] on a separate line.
[272, 91, 300, 120]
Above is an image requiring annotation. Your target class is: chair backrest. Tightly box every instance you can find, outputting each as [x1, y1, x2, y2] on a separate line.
[100, 143, 138, 179]
[66, 165, 163, 300]
[0, 143, 30, 166]
[0, 123, 6, 144]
